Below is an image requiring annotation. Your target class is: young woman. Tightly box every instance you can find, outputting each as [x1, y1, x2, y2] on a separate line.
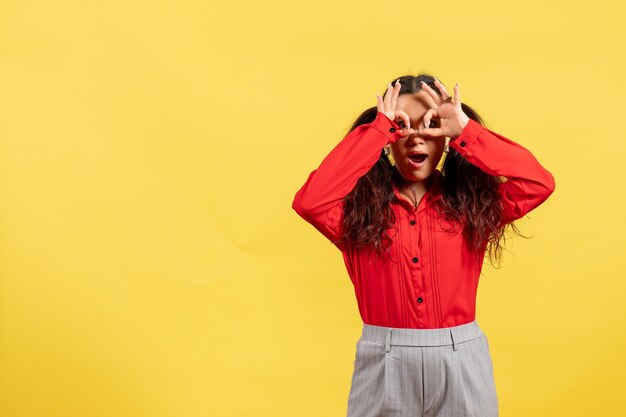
[291, 73, 555, 417]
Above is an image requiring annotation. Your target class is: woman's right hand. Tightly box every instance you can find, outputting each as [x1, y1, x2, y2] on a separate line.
[376, 80, 417, 136]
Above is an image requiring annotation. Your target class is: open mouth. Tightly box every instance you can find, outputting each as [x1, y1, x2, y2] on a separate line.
[408, 154, 427, 163]
[407, 153, 428, 168]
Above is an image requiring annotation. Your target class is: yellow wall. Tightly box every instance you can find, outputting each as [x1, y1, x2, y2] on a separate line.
[1, 1, 624, 416]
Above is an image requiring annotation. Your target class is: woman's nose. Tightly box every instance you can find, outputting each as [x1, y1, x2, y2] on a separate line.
[406, 133, 426, 144]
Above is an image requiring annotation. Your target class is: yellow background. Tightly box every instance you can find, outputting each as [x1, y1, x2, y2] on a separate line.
[1, 1, 625, 416]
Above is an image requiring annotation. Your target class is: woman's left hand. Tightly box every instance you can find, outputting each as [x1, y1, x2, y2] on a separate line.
[418, 79, 470, 140]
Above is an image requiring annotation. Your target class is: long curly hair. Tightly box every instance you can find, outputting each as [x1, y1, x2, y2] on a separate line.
[334, 73, 527, 268]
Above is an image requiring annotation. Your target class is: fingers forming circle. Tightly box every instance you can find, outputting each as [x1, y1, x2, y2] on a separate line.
[376, 94, 384, 112]
[398, 110, 410, 129]
[434, 78, 452, 101]
[383, 83, 392, 112]
[422, 108, 432, 130]
[390, 81, 400, 111]
[376, 81, 403, 120]
[395, 110, 414, 134]
[416, 90, 440, 111]
[419, 82, 443, 107]
[422, 108, 440, 130]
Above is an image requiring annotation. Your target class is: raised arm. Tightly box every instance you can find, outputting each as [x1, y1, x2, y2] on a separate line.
[292, 111, 405, 249]
[449, 119, 555, 226]
[417, 80, 555, 228]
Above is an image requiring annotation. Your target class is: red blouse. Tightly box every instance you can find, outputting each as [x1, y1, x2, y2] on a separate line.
[292, 111, 555, 329]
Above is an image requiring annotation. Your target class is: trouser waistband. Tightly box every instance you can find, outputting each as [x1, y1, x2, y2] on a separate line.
[360, 321, 484, 352]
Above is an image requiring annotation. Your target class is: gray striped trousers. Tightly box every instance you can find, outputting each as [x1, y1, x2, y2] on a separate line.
[346, 321, 498, 417]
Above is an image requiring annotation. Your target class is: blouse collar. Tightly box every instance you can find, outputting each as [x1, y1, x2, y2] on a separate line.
[391, 169, 444, 212]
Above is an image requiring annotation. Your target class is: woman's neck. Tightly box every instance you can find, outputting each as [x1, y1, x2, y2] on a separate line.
[399, 175, 435, 205]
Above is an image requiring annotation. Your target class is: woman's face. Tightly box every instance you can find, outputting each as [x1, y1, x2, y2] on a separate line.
[389, 90, 447, 183]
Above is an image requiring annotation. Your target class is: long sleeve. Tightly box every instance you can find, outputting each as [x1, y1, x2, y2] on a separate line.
[292, 111, 405, 249]
[449, 118, 556, 226]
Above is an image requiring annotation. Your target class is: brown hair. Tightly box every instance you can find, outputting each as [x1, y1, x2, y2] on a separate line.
[335, 73, 527, 267]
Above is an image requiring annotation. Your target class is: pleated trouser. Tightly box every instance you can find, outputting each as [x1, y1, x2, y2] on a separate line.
[346, 320, 498, 417]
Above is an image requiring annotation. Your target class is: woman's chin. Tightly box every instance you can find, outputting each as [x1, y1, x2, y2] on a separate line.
[400, 166, 433, 182]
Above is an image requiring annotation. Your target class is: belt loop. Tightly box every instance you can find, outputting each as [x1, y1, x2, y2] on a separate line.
[385, 328, 392, 353]
[450, 329, 457, 351]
